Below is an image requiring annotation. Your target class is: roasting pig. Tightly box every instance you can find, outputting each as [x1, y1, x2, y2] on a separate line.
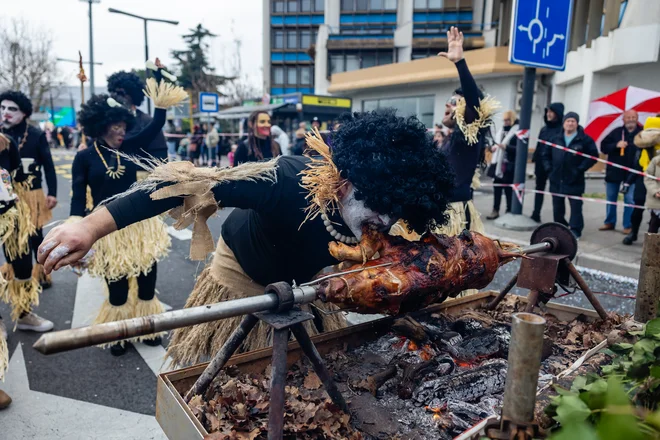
[314, 228, 521, 315]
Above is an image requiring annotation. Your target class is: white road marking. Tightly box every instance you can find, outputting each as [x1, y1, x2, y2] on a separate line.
[0, 345, 166, 440]
[166, 226, 192, 241]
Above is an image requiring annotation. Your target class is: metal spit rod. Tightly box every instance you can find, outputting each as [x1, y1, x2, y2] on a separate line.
[33, 242, 553, 356]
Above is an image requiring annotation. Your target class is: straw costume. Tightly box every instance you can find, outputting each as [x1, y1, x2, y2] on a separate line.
[71, 73, 185, 355]
[96, 109, 456, 367]
[0, 90, 56, 332]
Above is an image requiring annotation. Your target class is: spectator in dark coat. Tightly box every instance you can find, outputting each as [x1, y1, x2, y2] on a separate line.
[531, 102, 564, 223]
[486, 110, 518, 220]
[599, 110, 642, 233]
[541, 112, 598, 239]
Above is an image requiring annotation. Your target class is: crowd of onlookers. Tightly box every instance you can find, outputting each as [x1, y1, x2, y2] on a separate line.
[482, 103, 660, 244]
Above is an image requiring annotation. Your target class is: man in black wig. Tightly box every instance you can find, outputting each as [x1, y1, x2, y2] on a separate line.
[39, 102, 456, 366]
[107, 71, 168, 161]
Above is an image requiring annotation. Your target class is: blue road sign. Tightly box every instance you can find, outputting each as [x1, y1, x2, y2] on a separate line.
[509, 0, 574, 71]
[199, 92, 219, 113]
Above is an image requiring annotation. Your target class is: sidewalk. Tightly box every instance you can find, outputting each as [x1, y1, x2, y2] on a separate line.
[473, 174, 642, 279]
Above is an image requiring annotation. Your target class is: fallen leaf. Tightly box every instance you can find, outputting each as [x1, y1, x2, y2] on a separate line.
[303, 373, 322, 390]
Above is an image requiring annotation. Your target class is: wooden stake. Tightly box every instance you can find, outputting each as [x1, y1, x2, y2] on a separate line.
[634, 233, 660, 322]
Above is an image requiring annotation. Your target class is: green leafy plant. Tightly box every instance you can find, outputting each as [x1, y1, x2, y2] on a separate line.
[547, 318, 660, 439]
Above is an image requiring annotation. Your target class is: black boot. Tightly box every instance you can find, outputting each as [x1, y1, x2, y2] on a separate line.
[530, 213, 541, 223]
[142, 336, 162, 347]
[110, 343, 127, 357]
[623, 232, 637, 245]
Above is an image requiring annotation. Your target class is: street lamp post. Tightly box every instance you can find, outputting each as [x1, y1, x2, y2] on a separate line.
[107, 7, 179, 114]
[80, 0, 101, 95]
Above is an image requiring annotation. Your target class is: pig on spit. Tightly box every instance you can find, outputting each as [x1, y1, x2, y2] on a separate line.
[314, 227, 522, 315]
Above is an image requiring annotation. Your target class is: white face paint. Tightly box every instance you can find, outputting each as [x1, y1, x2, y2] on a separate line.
[338, 186, 393, 240]
[0, 100, 26, 129]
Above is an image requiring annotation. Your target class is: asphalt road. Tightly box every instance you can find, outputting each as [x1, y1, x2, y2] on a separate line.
[0, 150, 638, 439]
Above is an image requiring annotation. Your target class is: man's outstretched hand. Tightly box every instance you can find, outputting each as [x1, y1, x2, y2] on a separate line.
[438, 26, 464, 63]
[38, 221, 97, 274]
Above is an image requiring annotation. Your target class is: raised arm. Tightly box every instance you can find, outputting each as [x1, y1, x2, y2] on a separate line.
[439, 27, 480, 124]
[121, 107, 167, 154]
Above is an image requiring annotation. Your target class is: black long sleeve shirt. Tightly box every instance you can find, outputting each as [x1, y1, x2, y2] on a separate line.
[441, 59, 485, 203]
[70, 108, 167, 217]
[106, 156, 350, 286]
[131, 109, 168, 161]
[2, 120, 57, 197]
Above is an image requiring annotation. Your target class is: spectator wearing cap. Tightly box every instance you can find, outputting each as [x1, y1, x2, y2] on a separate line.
[540, 112, 598, 239]
[311, 117, 321, 130]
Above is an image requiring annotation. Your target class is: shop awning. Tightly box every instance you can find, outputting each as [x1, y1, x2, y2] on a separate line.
[201, 102, 290, 120]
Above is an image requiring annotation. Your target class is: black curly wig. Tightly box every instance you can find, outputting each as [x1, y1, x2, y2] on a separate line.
[0, 90, 33, 118]
[107, 71, 145, 107]
[332, 109, 455, 234]
[78, 94, 135, 139]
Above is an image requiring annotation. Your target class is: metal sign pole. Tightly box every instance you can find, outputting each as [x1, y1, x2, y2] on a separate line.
[511, 66, 536, 215]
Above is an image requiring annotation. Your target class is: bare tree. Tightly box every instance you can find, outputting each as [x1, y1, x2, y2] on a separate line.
[0, 18, 63, 110]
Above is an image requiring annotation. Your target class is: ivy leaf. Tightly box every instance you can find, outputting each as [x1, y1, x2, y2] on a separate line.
[571, 376, 588, 393]
[611, 343, 634, 354]
[633, 339, 657, 354]
[595, 377, 643, 440]
[554, 386, 576, 397]
[645, 318, 660, 338]
[553, 395, 592, 426]
[645, 409, 660, 431]
[650, 365, 660, 379]
[549, 421, 599, 440]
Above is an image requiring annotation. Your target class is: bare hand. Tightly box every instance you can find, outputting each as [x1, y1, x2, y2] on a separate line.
[438, 27, 464, 63]
[46, 196, 57, 210]
[155, 58, 164, 69]
[617, 140, 628, 149]
[491, 145, 499, 152]
[655, 191, 660, 199]
[38, 221, 96, 274]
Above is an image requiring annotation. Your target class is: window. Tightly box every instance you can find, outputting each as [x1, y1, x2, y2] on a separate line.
[363, 96, 435, 127]
[414, 0, 426, 9]
[273, 67, 284, 84]
[370, 0, 383, 8]
[414, 0, 442, 9]
[356, 0, 368, 10]
[384, 0, 396, 10]
[287, 67, 298, 84]
[378, 51, 393, 65]
[287, 31, 298, 49]
[315, 0, 324, 11]
[428, 0, 442, 8]
[273, 0, 285, 12]
[300, 30, 311, 48]
[361, 53, 376, 68]
[287, 0, 298, 12]
[330, 55, 345, 74]
[274, 31, 284, 49]
[341, 0, 353, 11]
[301, 0, 312, 11]
[346, 54, 360, 71]
[300, 66, 312, 85]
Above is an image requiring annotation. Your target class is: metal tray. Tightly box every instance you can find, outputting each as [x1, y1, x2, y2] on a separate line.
[155, 292, 599, 440]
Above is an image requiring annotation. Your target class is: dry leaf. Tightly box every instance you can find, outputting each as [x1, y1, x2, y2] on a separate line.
[303, 373, 322, 390]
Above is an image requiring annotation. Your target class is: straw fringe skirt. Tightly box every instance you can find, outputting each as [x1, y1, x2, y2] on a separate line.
[0, 264, 41, 322]
[167, 237, 347, 368]
[19, 186, 52, 230]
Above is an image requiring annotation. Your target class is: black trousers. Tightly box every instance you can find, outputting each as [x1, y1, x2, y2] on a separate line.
[492, 177, 513, 213]
[630, 176, 647, 237]
[552, 195, 584, 237]
[106, 263, 158, 306]
[532, 166, 549, 218]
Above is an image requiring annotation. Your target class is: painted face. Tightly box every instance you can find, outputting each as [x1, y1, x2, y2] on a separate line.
[339, 185, 394, 240]
[254, 113, 271, 138]
[442, 95, 460, 128]
[112, 89, 134, 108]
[563, 118, 578, 134]
[0, 100, 26, 129]
[102, 122, 127, 149]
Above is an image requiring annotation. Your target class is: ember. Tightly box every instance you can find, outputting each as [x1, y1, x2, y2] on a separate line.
[185, 296, 624, 440]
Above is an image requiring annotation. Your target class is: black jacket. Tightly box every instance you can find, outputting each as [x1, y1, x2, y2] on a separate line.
[1, 120, 57, 197]
[600, 125, 642, 183]
[129, 109, 168, 160]
[542, 127, 598, 196]
[533, 102, 564, 165]
[291, 137, 306, 156]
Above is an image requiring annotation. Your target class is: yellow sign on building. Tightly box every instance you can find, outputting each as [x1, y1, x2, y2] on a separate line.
[302, 95, 352, 108]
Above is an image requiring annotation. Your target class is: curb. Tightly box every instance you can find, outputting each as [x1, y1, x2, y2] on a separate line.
[489, 234, 640, 279]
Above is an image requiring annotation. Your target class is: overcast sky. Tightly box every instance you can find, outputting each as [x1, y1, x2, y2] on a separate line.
[2, 0, 263, 89]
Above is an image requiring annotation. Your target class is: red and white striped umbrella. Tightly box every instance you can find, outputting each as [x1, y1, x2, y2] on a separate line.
[584, 86, 660, 149]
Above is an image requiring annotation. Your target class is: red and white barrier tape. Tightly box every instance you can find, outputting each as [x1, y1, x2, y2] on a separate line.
[483, 183, 647, 210]
[537, 138, 660, 182]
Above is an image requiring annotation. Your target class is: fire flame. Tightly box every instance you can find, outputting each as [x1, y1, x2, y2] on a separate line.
[408, 340, 419, 351]
[420, 345, 434, 361]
